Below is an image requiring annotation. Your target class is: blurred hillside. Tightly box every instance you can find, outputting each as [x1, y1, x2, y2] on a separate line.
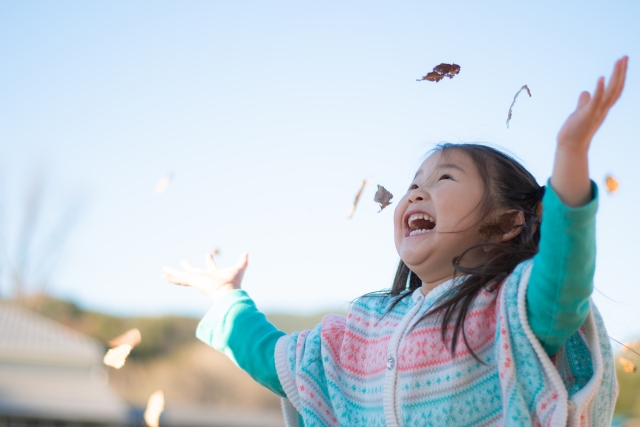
[19, 294, 342, 411]
[20, 294, 640, 420]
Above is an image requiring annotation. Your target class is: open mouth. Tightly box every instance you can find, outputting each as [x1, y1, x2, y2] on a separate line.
[407, 213, 436, 236]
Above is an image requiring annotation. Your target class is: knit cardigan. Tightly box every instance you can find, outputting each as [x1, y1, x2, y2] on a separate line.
[274, 260, 617, 427]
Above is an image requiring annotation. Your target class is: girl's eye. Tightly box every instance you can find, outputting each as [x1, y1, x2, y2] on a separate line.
[439, 174, 453, 181]
[408, 184, 418, 190]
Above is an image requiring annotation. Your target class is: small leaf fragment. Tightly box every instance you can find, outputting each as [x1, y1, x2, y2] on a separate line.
[103, 344, 133, 369]
[155, 173, 173, 195]
[619, 356, 636, 373]
[348, 179, 372, 219]
[108, 328, 142, 348]
[144, 390, 165, 427]
[506, 85, 532, 128]
[605, 175, 619, 194]
[373, 185, 394, 212]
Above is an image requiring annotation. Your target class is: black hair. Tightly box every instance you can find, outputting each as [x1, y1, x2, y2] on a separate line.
[384, 143, 544, 361]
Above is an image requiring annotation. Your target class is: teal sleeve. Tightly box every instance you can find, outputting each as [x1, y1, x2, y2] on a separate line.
[196, 289, 287, 397]
[527, 180, 598, 356]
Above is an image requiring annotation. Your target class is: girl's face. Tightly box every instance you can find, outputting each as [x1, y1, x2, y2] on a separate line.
[394, 150, 487, 285]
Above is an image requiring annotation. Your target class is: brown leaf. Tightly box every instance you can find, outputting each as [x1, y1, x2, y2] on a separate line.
[417, 63, 461, 82]
[478, 211, 520, 243]
[506, 85, 532, 128]
[373, 185, 394, 212]
[348, 179, 372, 219]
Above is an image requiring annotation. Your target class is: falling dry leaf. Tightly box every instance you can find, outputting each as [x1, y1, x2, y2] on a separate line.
[108, 328, 141, 348]
[144, 390, 165, 427]
[154, 173, 173, 195]
[619, 356, 636, 373]
[417, 63, 461, 82]
[373, 185, 394, 212]
[348, 179, 372, 219]
[103, 344, 133, 369]
[605, 175, 619, 194]
[506, 85, 532, 128]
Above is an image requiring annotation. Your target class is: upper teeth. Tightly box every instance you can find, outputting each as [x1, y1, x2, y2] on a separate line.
[407, 213, 435, 236]
[408, 213, 434, 223]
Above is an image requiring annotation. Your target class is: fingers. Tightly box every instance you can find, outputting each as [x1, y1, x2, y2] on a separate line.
[236, 252, 249, 270]
[162, 273, 190, 286]
[180, 260, 199, 273]
[602, 56, 628, 108]
[161, 266, 192, 286]
[591, 76, 605, 106]
[591, 56, 628, 112]
[205, 253, 217, 269]
[576, 91, 591, 110]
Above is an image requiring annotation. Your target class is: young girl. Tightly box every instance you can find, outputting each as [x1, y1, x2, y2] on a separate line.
[163, 56, 629, 427]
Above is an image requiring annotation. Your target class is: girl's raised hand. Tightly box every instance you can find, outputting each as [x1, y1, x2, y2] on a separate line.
[551, 56, 629, 207]
[557, 56, 628, 153]
[162, 252, 249, 302]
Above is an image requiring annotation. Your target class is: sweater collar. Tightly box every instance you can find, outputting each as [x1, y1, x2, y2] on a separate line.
[411, 275, 469, 305]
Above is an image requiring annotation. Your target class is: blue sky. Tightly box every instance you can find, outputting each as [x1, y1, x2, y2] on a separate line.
[1, 1, 640, 341]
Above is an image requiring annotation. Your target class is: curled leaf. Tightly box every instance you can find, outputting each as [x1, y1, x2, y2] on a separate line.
[506, 85, 531, 128]
[348, 179, 372, 219]
[373, 185, 394, 212]
[417, 63, 460, 82]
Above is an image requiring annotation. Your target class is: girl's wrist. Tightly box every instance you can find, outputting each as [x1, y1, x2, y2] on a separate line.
[555, 140, 590, 157]
[207, 284, 238, 303]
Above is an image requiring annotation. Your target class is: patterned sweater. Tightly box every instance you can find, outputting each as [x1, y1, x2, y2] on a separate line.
[196, 181, 617, 426]
[274, 261, 617, 426]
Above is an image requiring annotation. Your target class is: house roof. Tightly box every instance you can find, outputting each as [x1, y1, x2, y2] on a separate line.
[0, 301, 129, 424]
[0, 301, 103, 366]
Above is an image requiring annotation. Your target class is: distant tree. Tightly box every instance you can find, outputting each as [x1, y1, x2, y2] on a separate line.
[0, 169, 82, 306]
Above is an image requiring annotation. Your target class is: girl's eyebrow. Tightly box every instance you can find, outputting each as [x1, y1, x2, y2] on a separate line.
[436, 163, 466, 174]
[413, 162, 466, 180]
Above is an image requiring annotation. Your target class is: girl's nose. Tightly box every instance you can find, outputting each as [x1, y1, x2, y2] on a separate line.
[408, 187, 428, 203]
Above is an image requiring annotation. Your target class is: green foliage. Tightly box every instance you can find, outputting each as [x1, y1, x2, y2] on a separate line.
[25, 294, 343, 361]
[266, 311, 345, 335]
[614, 342, 640, 417]
[28, 295, 198, 360]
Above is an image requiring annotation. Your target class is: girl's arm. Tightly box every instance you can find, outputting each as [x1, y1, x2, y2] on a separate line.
[162, 253, 286, 397]
[526, 56, 628, 356]
[527, 180, 597, 356]
[196, 288, 286, 396]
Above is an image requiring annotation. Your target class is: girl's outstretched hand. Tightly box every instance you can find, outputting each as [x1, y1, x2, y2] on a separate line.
[557, 56, 628, 153]
[162, 252, 249, 303]
[551, 56, 628, 207]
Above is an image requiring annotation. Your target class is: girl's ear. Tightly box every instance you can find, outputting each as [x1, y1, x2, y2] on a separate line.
[499, 210, 525, 242]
